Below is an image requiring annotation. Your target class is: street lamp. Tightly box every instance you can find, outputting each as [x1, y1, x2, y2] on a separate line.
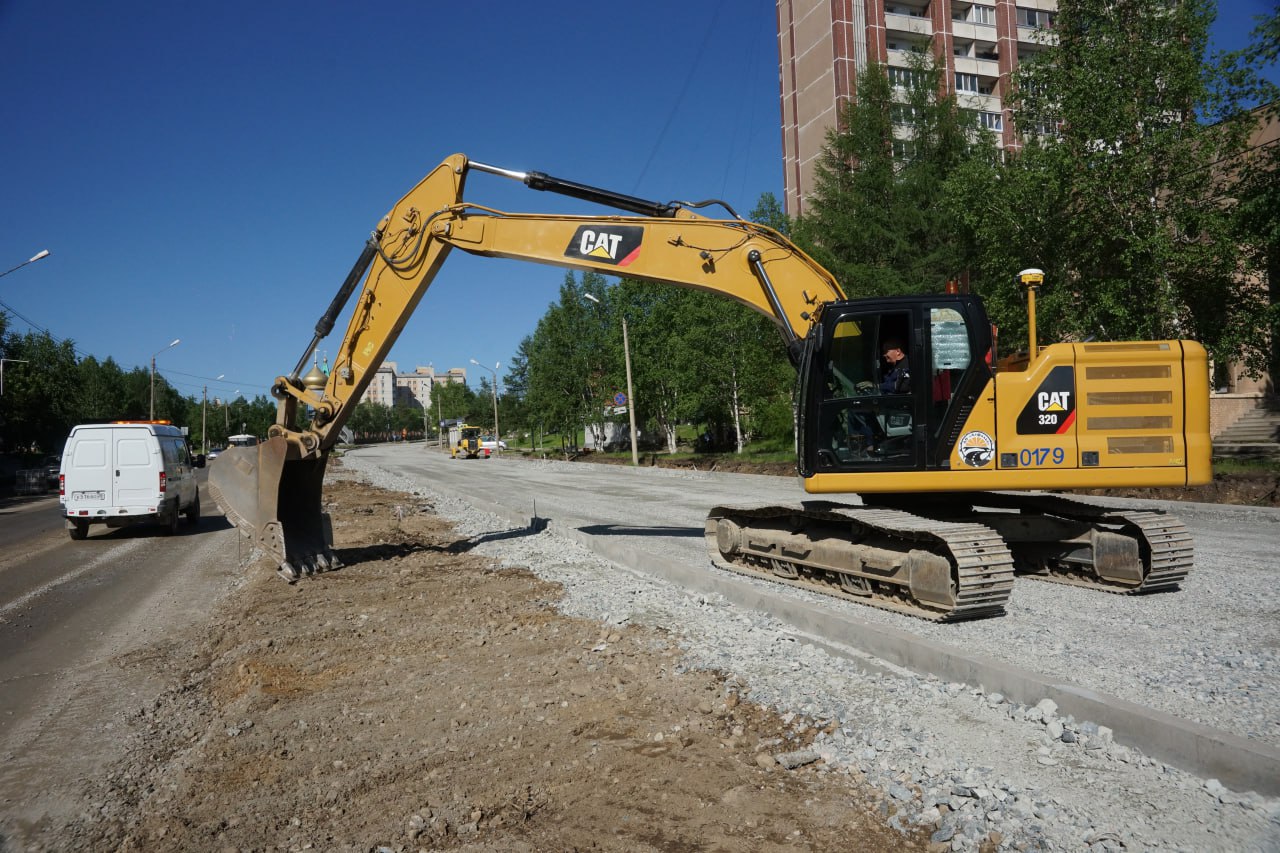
[203, 374, 224, 454]
[150, 338, 181, 420]
[584, 293, 639, 465]
[0, 249, 50, 280]
[469, 358, 501, 452]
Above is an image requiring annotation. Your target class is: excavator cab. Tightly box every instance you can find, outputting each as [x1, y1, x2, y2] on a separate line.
[799, 294, 993, 476]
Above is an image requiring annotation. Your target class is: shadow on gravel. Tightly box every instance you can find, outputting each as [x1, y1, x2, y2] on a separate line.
[336, 520, 548, 565]
[578, 523, 703, 538]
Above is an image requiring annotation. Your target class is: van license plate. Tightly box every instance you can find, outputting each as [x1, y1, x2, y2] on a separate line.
[73, 490, 105, 500]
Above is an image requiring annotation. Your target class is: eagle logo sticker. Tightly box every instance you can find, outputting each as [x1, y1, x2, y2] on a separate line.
[564, 225, 643, 267]
[959, 431, 995, 468]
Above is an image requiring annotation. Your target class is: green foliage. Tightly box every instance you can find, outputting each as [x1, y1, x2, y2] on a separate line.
[503, 205, 800, 455]
[981, 0, 1278, 371]
[504, 271, 614, 447]
[794, 54, 992, 297]
[0, 331, 79, 453]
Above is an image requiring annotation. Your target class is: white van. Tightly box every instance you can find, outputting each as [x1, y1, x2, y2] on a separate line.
[59, 421, 203, 540]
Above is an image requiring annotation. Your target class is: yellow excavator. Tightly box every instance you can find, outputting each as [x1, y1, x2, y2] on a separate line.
[210, 153, 1210, 621]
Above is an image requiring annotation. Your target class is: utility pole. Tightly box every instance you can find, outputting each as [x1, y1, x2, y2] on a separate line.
[622, 315, 639, 466]
[149, 338, 180, 420]
[470, 359, 501, 452]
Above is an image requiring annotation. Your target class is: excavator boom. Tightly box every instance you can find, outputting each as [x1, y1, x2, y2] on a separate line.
[210, 153, 844, 579]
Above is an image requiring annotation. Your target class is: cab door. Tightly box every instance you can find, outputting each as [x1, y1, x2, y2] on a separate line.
[800, 295, 996, 477]
[804, 307, 923, 473]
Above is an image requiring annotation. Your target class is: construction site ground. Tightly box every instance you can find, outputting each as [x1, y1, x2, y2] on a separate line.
[9, 473, 919, 853]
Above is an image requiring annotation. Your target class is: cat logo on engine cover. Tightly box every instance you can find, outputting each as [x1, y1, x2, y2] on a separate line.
[1017, 365, 1076, 434]
[564, 225, 643, 267]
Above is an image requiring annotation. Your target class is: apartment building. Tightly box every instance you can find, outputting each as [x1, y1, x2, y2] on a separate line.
[361, 363, 467, 408]
[778, 0, 1057, 215]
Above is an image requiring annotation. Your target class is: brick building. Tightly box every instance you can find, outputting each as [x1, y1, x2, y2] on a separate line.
[777, 0, 1057, 216]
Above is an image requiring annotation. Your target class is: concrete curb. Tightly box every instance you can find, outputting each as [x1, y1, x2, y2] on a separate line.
[419, 474, 1280, 798]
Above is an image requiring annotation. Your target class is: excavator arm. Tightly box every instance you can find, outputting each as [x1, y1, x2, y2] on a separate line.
[210, 153, 844, 579]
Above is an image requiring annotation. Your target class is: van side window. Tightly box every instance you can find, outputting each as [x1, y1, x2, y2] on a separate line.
[161, 440, 180, 466]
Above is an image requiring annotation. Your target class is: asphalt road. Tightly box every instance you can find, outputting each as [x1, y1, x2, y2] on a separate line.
[0, 474, 241, 835]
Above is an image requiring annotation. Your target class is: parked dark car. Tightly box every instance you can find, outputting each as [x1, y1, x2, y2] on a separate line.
[41, 455, 60, 490]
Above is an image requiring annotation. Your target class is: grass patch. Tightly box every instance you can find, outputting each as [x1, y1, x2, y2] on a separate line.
[1212, 457, 1280, 475]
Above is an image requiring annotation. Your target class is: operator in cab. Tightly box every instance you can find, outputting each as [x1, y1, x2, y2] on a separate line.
[879, 338, 910, 393]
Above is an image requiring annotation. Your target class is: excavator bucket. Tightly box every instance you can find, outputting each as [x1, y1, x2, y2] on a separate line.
[208, 436, 339, 581]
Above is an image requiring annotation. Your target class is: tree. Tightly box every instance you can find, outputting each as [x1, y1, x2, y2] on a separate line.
[0, 331, 80, 454]
[431, 379, 475, 428]
[998, 0, 1276, 370]
[941, 141, 1067, 349]
[513, 272, 614, 451]
[613, 280, 698, 453]
[794, 52, 989, 298]
[1214, 9, 1280, 380]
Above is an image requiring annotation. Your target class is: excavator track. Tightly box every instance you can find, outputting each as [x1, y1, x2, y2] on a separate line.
[704, 502, 1015, 622]
[977, 493, 1192, 594]
[863, 492, 1193, 595]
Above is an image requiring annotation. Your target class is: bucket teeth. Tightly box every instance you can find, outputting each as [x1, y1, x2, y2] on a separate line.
[277, 563, 300, 583]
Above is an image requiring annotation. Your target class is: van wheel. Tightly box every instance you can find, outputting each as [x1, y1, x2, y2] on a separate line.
[164, 506, 180, 535]
[185, 493, 201, 524]
[69, 520, 89, 541]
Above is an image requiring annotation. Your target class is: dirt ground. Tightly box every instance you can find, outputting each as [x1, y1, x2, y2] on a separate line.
[30, 474, 924, 853]
[584, 453, 1280, 508]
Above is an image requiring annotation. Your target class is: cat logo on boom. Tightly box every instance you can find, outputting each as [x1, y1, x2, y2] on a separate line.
[564, 225, 644, 267]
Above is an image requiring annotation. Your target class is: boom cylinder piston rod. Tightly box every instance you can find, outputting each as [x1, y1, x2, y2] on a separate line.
[289, 238, 381, 384]
[469, 159, 680, 218]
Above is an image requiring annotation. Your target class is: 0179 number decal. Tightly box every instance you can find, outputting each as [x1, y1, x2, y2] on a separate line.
[1020, 447, 1065, 466]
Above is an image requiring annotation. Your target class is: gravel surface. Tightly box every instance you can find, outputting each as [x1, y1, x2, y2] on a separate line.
[340, 451, 1280, 852]
[353, 448, 1280, 749]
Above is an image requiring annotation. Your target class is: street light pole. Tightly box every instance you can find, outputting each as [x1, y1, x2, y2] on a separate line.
[150, 338, 181, 420]
[203, 374, 224, 455]
[621, 315, 639, 466]
[0, 249, 50, 280]
[584, 293, 639, 465]
[225, 391, 240, 433]
[470, 358, 501, 451]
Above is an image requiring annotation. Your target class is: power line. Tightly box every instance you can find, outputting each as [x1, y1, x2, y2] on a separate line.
[631, 0, 726, 193]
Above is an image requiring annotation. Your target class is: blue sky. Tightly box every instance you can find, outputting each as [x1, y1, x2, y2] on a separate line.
[0, 1, 1274, 406]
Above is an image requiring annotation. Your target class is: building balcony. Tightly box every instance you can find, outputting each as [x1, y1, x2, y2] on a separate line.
[957, 92, 1001, 112]
[1017, 26, 1057, 46]
[950, 21, 994, 42]
[885, 12, 932, 38]
[953, 56, 999, 76]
